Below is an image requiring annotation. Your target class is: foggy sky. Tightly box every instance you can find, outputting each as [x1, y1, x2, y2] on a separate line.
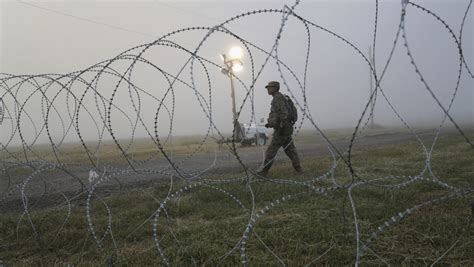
[0, 0, 472, 145]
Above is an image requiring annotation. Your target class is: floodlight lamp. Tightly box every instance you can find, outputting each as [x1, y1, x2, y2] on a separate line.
[232, 62, 243, 72]
[229, 46, 243, 60]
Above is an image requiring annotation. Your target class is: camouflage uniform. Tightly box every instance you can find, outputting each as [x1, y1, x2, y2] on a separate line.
[261, 91, 302, 173]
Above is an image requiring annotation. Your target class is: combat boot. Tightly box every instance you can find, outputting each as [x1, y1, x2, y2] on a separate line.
[256, 169, 269, 177]
[294, 165, 303, 175]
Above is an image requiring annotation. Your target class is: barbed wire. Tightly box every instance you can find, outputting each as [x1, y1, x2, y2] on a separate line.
[0, 0, 473, 265]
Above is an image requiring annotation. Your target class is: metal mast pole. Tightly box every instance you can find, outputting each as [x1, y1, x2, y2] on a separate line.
[229, 69, 237, 125]
[229, 69, 241, 141]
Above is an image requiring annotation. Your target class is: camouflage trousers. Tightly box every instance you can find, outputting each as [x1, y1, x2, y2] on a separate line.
[262, 133, 301, 173]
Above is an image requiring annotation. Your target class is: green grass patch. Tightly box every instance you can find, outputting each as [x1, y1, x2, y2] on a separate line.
[1, 131, 473, 265]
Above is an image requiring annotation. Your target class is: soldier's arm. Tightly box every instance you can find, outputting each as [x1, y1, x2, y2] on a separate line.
[267, 96, 289, 128]
[275, 96, 289, 127]
[267, 98, 279, 128]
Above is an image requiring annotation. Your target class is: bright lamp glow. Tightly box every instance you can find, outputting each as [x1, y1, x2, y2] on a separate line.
[232, 62, 243, 72]
[229, 46, 243, 60]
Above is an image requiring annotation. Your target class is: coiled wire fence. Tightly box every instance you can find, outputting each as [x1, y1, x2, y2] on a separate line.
[0, 1, 473, 265]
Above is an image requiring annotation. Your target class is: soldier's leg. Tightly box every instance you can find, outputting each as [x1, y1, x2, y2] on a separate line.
[283, 138, 302, 172]
[261, 138, 283, 173]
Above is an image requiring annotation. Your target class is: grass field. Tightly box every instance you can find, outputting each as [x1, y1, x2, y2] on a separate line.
[0, 131, 473, 266]
[0, 127, 405, 166]
[0, 134, 220, 166]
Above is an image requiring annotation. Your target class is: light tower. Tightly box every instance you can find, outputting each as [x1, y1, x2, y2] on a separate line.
[221, 46, 244, 140]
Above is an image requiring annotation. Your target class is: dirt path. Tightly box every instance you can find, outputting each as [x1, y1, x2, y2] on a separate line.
[169, 129, 438, 174]
[0, 129, 453, 211]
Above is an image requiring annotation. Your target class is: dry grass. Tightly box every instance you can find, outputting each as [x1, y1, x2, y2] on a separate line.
[0, 130, 473, 265]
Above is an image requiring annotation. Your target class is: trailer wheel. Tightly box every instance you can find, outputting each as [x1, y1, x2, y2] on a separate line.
[255, 134, 267, 146]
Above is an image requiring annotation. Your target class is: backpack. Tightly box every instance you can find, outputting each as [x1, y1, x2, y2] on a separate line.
[284, 95, 298, 125]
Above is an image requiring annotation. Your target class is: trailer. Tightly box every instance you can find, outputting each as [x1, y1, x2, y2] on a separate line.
[239, 123, 269, 146]
[217, 122, 270, 146]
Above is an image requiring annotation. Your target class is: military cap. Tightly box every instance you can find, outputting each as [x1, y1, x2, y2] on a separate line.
[265, 81, 280, 89]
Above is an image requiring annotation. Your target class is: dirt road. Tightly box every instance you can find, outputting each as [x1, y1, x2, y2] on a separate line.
[0, 129, 456, 211]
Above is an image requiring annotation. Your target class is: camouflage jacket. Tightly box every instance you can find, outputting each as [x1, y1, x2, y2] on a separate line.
[267, 92, 290, 130]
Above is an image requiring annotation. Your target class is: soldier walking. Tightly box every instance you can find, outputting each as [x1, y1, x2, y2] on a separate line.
[257, 81, 302, 176]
